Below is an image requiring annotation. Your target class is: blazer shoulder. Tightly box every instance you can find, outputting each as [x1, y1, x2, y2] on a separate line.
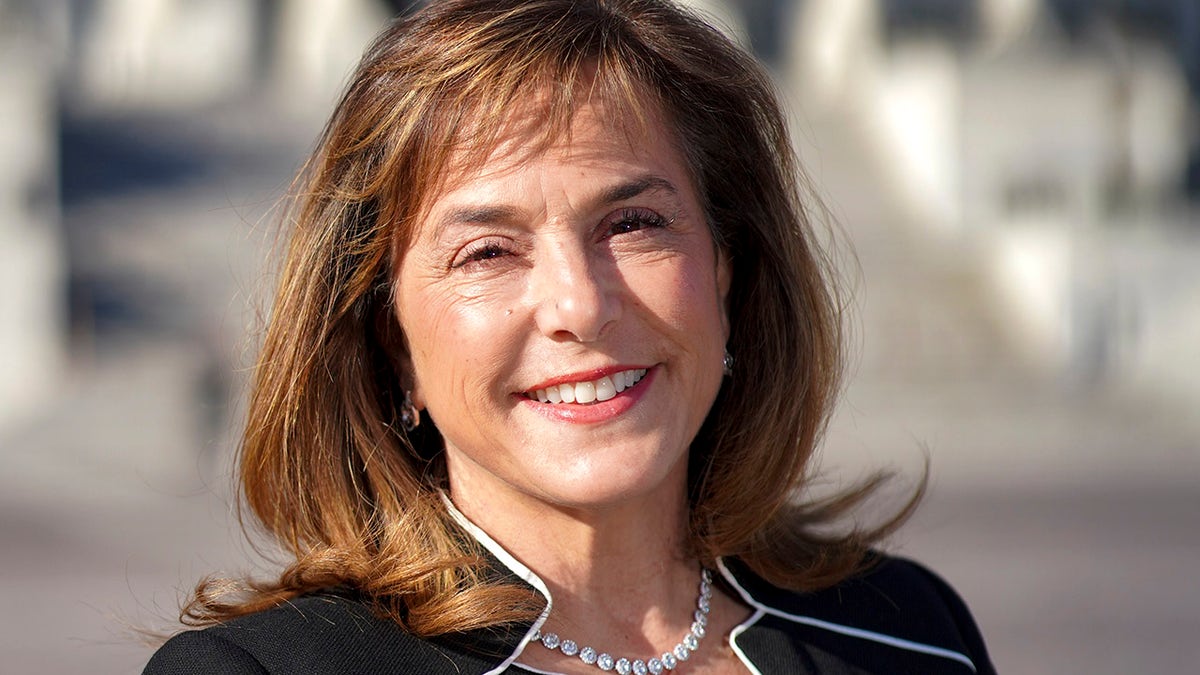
[144, 627, 267, 674]
[724, 554, 996, 674]
[145, 593, 501, 675]
[865, 556, 995, 674]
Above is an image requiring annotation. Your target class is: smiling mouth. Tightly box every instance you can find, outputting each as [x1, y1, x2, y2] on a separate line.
[525, 368, 648, 405]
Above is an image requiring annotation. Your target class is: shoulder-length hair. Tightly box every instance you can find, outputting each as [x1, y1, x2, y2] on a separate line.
[186, 0, 917, 636]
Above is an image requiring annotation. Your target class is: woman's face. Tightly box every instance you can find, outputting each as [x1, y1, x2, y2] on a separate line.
[395, 99, 730, 512]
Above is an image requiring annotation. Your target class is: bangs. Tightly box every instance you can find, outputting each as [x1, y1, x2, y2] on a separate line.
[445, 54, 660, 178]
[388, 20, 668, 241]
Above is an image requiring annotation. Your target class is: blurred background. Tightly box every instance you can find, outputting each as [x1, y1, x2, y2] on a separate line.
[1, 0, 1197, 672]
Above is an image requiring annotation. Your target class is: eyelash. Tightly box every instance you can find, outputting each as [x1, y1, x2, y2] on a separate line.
[604, 207, 668, 237]
[452, 239, 511, 269]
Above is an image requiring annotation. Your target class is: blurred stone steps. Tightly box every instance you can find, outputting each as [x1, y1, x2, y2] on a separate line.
[791, 92, 1033, 386]
[784, 78, 1200, 490]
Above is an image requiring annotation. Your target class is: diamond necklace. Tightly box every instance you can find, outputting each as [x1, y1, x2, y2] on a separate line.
[530, 568, 713, 674]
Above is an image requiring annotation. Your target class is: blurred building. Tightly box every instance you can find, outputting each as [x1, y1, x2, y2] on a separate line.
[782, 0, 1200, 401]
[2, 0, 1197, 441]
[0, 3, 67, 431]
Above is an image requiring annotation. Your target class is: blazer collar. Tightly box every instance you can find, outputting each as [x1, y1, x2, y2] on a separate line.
[441, 494, 551, 674]
[439, 494, 767, 675]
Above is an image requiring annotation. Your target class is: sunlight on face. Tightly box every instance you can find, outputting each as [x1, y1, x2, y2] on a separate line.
[395, 97, 730, 516]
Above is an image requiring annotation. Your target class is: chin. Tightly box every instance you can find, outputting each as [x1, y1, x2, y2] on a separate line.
[527, 451, 687, 513]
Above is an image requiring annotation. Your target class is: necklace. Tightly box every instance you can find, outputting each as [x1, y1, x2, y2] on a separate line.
[531, 568, 713, 674]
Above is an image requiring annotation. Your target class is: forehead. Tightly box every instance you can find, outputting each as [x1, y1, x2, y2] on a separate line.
[420, 91, 691, 215]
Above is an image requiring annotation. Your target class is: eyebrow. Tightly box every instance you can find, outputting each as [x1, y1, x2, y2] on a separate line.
[433, 173, 680, 235]
[437, 205, 524, 230]
[599, 174, 678, 205]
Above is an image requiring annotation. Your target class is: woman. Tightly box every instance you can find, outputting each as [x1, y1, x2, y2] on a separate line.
[146, 0, 994, 673]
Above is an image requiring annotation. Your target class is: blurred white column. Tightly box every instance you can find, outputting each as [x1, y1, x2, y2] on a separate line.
[0, 4, 67, 430]
[787, 0, 963, 232]
[978, 0, 1044, 54]
[271, 0, 391, 112]
[869, 39, 964, 233]
[987, 224, 1074, 370]
[1125, 45, 1191, 205]
[785, 0, 883, 108]
[76, 0, 256, 110]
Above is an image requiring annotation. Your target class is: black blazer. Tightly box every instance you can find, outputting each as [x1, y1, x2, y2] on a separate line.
[146, 508, 994, 674]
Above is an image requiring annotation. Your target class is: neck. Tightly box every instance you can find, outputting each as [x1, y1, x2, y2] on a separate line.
[446, 467, 699, 637]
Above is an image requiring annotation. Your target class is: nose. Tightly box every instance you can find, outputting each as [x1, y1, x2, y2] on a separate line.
[531, 242, 619, 343]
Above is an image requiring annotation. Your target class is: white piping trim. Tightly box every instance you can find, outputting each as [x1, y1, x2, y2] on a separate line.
[440, 493, 553, 675]
[715, 559, 978, 673]
[726, 608, 767, 675]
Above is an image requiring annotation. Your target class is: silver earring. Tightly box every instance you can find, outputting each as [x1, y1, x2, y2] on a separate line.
[400, 390, 420, 432]
[722, 349, 734, 376]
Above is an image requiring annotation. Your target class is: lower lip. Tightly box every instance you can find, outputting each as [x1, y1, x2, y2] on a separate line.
[517, 367, 656, 424]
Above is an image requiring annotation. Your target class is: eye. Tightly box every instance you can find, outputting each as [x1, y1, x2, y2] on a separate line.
[451, 239, 512, 269]
[602, 207, 668, 238]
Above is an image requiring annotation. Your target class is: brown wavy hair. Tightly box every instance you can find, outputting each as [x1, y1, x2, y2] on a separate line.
[184, 0, 920, 636]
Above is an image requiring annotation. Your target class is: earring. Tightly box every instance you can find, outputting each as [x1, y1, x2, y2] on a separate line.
[400, 390, 420, 432]
[722, 349, 734, 377]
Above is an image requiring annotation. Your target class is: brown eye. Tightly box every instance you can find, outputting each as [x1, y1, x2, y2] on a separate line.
[603, 208, 667, 238]
[452, 241, 512, 269]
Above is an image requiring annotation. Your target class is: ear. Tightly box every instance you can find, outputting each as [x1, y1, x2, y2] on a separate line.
[391, 317, 426, 412]
[378, 283, 426, 411]
[397, 351, 426, 410]
[716, 245, 732, 341]
[407, 365, 426, 411]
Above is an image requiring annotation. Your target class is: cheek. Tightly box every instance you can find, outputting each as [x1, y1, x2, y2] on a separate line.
[400, 283, 518, 409]
[633, 254, 724, 335]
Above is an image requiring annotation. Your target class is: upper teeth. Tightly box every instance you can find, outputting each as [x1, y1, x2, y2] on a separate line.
[529, 368, 647, 405]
